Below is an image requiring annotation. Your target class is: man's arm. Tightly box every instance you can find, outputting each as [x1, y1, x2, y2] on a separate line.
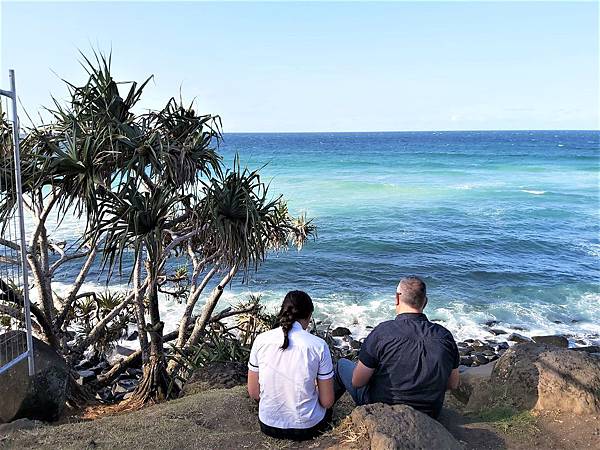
[247, 370, 260, 400]
[352, 361, 375, 388]
[447, 368, 459, 390]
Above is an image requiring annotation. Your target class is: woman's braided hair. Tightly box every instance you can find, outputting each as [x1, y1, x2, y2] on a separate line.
[277, 290, 314, 350]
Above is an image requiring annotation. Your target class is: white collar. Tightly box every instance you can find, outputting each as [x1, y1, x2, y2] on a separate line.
[291, 321, 304, 332]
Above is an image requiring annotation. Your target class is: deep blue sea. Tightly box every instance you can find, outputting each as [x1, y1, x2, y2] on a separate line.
[49, 131, 600, 344]
[214, 131, 600, 343]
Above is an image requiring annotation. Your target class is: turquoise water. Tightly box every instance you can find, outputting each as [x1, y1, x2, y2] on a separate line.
[214, 131, 600, 343]
[45, 130, 599, 344]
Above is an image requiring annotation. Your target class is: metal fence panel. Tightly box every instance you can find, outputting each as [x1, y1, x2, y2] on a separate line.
[0, 69, 35, 376]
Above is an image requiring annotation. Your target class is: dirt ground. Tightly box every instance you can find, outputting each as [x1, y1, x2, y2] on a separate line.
[0, 387, 598, 450]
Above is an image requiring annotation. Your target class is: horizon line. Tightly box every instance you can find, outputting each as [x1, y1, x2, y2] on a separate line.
[222, 129, 600, 134]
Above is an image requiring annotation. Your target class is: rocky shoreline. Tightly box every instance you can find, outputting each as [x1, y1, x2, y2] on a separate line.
[72, 320, 600, 406]
[328, 321, 599, 369]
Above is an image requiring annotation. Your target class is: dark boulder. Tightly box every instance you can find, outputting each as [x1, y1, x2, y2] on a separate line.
[331, 326, 352, 337]
[126, 330, 139, 341]
[459, 356, 474, 367]
[507, 333, 532, 343]
[350, 339, 362, 350]
[494, 342, 509, 351]
[77, 369, 96, 383]
[489, 328, 507, 336]
[531, 335, 569, 348]
[473, 354, 488, 365]
[0, 331, 69, 423]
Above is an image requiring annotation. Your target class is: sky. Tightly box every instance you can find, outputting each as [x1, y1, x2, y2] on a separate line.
[1, 1, 598, 132]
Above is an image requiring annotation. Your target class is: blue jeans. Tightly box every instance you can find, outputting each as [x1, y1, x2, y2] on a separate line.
[334, 358, 369, 405]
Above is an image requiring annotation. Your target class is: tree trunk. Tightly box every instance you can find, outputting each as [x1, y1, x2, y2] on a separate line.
[130, 262, 176, 404]
[38, 225, 55, 322]
[129, 354, 171, 406]
[133, 251, 150, 364]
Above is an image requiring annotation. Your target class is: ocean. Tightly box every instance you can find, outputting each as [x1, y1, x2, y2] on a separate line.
[49, 131, 600, 344]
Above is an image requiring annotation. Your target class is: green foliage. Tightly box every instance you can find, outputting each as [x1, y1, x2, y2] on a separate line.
[0, 315, 11, 328]
[168, 295, 277, 385]
[0, 49, 315, 386]
[169, 323, 249, 385]
[72, 291, 133, 356]
[235, 294, 278, 346]
[474, 407, 538, 435]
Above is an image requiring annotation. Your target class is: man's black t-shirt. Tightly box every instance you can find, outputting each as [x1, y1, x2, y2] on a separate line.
[358, 313, 460, 418]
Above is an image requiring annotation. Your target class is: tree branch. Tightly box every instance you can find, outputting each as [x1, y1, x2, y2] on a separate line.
[70, 280, 148, 356]
[97, 304, 258, 387]
[0, 237, 19, 252]
[29, 191, 59, 249]
[0, 277, 56, 347]
[48, 250, 89, 277]
[55, 246, 99, 330]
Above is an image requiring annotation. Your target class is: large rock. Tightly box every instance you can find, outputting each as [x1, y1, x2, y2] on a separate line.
[534, 349, 600, 414]
[350, 403, 462, 450]
[453, 361, 495, 405]
[0, 331, 69, 423]
[458, 343, 600, 415]
[331, 327, 352, 337]
[486, 342, 548, 410]
[531, 335, 569, 348]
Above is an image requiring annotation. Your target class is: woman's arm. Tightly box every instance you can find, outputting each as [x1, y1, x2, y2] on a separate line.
[247, 370, 260, 401]
[317, 377, 335, 409]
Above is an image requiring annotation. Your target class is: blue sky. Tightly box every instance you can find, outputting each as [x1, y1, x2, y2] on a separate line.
[1, 1, 598, 132]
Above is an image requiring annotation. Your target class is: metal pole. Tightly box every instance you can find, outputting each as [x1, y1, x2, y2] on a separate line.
[8, 69, 35, 376]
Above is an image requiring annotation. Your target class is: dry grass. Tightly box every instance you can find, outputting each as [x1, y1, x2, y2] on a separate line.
[325, 416, 368, 446]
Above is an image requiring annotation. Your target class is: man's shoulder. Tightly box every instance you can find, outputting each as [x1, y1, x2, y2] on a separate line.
[367, 320, 398, 339]
[425, 321, 456, 342]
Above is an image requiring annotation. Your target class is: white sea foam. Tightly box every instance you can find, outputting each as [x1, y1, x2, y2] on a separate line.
[454, 184, 475, 190]
[31, 255, 600, 351]
[521, 190, 545, 195]
[154, 288, 600, 347]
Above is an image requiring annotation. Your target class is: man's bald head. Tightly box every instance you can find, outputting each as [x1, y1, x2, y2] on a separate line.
[396, 276, 427, 310]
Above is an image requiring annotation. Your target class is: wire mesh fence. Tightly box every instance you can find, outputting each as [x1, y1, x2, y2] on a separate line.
[0, 70, 34, 376]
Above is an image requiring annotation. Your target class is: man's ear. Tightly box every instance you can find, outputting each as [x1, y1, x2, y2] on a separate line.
[423, 296, 428, 310]
[395, 292, 401, 306]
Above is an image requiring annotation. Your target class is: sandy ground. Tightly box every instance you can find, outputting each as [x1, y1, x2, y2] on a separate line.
[0, 387, 598, 450]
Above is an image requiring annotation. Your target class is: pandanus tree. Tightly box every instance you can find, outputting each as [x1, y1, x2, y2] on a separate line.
[0, 52, 314, 405]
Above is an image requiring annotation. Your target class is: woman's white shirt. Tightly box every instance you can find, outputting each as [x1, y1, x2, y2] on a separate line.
[248, 321, 334, 429]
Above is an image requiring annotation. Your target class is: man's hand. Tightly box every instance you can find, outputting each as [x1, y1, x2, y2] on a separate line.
[447, 368, 459, 391]
[352, 361, 375, 388]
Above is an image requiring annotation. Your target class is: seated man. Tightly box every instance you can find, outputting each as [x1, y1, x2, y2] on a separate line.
[334, 276, 460, 419]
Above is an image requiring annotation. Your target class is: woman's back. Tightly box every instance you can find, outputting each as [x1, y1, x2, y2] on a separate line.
[248, 321, 333, 429]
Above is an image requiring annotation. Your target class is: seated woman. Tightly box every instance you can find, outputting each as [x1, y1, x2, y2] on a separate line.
[247, 290, 335, 441]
